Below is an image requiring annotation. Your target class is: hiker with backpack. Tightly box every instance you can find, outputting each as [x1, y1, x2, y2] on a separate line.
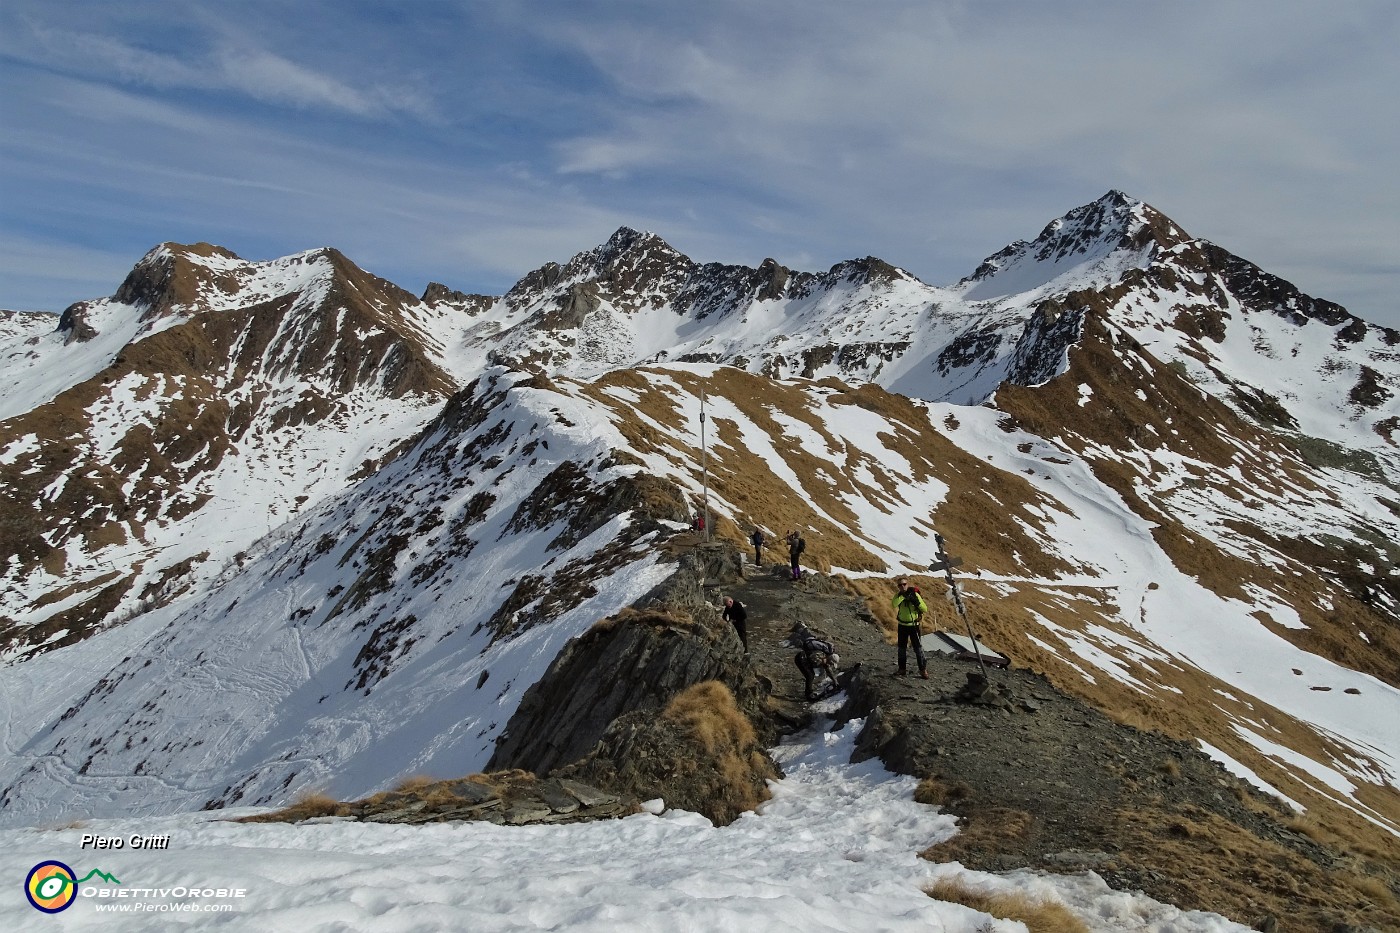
[722, 596, 748, 650]
[787, 530, 806, 581]
[786, 622, 841, 701]
[892, 576, 929, 678]
[749, 527, 765, 566]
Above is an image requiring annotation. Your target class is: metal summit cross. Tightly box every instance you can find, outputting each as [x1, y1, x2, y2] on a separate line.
[931, 533, 990, 683]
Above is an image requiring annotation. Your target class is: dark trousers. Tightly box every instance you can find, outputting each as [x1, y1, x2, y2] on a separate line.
[753, 545, 762, 565]
[795, 653, 832, 699]
[732, 618, 747, 650]
[897, 625, 926, 672]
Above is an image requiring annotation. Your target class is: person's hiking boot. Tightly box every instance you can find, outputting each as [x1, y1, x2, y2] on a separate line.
[895, 666, 907, 676]
[919, 669, 929, 680]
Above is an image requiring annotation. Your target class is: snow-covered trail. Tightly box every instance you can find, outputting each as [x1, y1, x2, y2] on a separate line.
[1, 715, 1250, 932]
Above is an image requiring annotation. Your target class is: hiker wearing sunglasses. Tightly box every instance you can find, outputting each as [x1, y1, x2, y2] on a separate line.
[892, 577, 929, 678]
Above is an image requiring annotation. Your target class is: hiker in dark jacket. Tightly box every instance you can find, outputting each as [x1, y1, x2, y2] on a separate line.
[786, 622, 840, 700]
[891, 576, 929, 678]
[787, 531, 806, 581]
[722, 596, 748, 650]
[749, 528, 765, 566]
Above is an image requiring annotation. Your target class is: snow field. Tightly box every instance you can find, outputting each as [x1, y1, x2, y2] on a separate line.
[0, 716, 1250, 932]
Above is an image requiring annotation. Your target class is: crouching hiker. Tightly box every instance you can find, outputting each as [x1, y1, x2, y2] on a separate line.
[786, 622, 841, 701]
[722, 596, 748, 650]
[892, 576, 929, 678]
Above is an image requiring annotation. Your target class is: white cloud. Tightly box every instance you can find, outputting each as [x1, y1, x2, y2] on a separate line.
[6, 20, 428, 118]
[1, 0, 1397, 328]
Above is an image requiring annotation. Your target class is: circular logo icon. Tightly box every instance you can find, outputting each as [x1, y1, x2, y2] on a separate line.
[25, 860, 77, 913]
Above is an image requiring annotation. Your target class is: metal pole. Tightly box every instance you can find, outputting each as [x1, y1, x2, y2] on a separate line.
[934, 533, 990, 681]
[700, 387, 711, 542]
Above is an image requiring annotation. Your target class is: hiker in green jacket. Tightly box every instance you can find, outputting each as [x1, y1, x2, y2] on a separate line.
[892, 576, 929, 678]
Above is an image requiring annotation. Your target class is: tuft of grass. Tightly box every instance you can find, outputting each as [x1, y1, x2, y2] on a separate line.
[238, 791, 347, 823]
[921, 808, 1033, 864]
[584, 606, 704, 641]
[661, 681, 772, 817]
[926, 876, 1088, 933]
[1284, 812, 1333, 845]
[46, 819, 89, 831]
[663, 681, 758, 756]
[914, 777, 973, 808]
[392, 774, 437, 793]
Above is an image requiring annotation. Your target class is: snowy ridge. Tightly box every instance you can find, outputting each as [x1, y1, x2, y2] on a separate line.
[0, 243, 471, 660]
[0, 369, 676, 822]
[1, 362, 1396, 843]
[1, 190, 1397, 875]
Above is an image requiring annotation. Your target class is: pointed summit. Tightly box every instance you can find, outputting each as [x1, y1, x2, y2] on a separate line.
[961, 191, 1189, 301]
[504, 226, 696, 315]
[575, 226, 690, 281]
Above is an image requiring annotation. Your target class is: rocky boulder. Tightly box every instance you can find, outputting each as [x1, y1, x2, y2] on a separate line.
[486, 593, 770, 777]
[560, 680, 779, 825]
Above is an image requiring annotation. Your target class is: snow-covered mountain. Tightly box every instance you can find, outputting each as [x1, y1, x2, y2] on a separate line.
[1, 192, 1397, 856]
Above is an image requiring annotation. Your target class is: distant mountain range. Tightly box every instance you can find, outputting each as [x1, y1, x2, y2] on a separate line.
[1, 192, 1396, 853]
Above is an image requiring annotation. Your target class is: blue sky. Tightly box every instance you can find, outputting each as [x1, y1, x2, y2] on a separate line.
[2, 1, 1398, 328]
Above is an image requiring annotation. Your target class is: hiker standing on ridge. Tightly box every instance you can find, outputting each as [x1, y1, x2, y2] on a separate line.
[722, 596, 748, 650]
[892, 576, 929, 678]
[787, 530, 806, 581]
[749, 527, 765, 566]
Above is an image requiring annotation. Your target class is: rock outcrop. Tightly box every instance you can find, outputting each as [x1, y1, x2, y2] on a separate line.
[239, 772, 637, 827]
[486, 544, 779, 823]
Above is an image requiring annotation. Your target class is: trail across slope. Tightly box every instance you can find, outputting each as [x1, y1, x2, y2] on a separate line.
[716, 560, 1399, 932]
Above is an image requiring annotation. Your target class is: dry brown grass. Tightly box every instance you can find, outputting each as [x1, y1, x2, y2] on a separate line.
[238, 791, 347, 823]
[914, 777, 973, 809]
[44, 819, 89, 831]
[921, 808, 1034, 864]
[392, 774, 437, 793]
[584, 606, 704, 641]
[925, 876, 1088, 933]
[1106, 804, 1400, 931]
[663, 681, 758, 756]
[661, 680, 773, 817]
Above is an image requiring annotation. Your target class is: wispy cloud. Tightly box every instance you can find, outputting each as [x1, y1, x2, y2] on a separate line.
[4, 17, 430, 118]
[1, 0, 1397, 328]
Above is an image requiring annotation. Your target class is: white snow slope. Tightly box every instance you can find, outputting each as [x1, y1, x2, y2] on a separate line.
[0, 715, 1251, 932]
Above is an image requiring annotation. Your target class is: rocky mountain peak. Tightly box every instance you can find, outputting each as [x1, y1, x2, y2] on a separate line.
[823, 256, 910, 288]
[502, 227, 695, 315]
[568, 226, 693, 289]
[110, 242, 238, 321]
[965, 191, 1190, 292]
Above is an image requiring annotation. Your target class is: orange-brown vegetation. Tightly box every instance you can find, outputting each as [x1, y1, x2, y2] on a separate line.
[925, 876, 1089, 933]
[660, 681, 773, 818]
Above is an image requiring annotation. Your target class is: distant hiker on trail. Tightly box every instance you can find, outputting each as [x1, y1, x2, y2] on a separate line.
[749, 528, 765, 566]
[722, 596, 748, 650]
[786, 622, 841, 701]
[787, 531, 806, 580]
[693, 512, 706, 532]
[892, 576, 929, 678]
